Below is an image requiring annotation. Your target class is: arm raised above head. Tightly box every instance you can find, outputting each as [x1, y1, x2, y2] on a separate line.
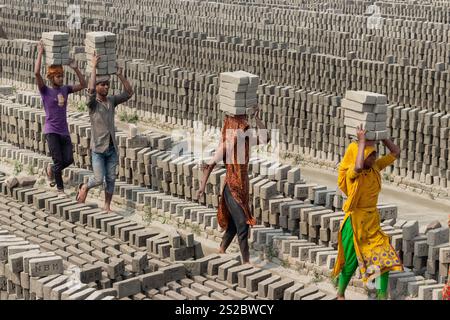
[247, 105, 271, 147]
[116, 67, 134, 98]
[88, 52, 100, 94]
[381, 138, 400, 158]
[354, 125, 366, 173]
[34, 40, 45, 91]
[68, 59, 87, 93]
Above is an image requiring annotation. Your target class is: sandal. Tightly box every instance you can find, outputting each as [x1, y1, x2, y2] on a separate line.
[75, 183, 84, 202]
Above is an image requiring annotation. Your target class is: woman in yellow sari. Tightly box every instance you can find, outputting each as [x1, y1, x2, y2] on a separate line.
[333, 126, 403, 300]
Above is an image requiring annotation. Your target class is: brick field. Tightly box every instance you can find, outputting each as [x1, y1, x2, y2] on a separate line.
[0, 0, 449, 300]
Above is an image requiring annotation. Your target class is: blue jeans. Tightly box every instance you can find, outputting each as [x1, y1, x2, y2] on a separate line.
[87, 144, 118, 194]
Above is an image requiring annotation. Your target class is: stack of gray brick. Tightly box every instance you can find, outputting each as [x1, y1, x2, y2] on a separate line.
[343, 90, 388, 140]
[219, 70, 259, 115]
[41, 31, 70, 66]
[85, 31, 117, 75]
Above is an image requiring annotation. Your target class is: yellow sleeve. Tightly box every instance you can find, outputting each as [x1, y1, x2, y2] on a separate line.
[346, 164, 360, 180]
[375, 153, 397, 171]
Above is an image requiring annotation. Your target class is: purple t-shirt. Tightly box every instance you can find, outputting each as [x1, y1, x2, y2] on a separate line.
[39, 85, 73, 135]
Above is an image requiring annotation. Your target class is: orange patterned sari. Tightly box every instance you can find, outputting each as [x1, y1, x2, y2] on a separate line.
[217, 115, 256, 230]
[443, 271, 450, 300]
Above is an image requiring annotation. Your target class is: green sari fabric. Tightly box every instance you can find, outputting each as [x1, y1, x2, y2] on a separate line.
[337, 217, 389, 299]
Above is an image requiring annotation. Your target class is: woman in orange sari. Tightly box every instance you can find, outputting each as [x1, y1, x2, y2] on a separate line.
[333, 126, 403, 300]
[197, 106, 269, 263]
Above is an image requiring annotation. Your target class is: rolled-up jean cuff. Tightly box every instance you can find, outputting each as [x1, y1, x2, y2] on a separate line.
[86, 173, 116, 193]
[86, 177, 103, 190]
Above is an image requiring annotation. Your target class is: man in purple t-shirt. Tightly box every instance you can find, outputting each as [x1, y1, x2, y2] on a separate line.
[35, 40, 86, 194]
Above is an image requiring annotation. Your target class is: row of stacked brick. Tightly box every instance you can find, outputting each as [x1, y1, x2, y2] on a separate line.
[116, 31, 450, 113]
[0, 91, 397, 226]
[1, 50, 449, 194]
[4, 0, 450, 44]
[250, 217, 450, 300]
[221, 0, 450, 24]
[0, 170, 281, 300]
[2, 25, 450, 113]
[1, 140, 449, 299]
[0, 176, 161, 300]
[3, 1, 450, 70]
[0, 177, 338, 300]
[5, 0, 450, 65]
[0, 92, 444, 266]
[2, 86, 450, 287]
[0, 113, 449, 299]
[3, 0, 450, 68]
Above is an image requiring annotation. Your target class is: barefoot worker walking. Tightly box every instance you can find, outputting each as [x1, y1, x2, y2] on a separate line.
[333, 126, 403, 300]
[76, 52, 133, 212]
[197, 106, 269, 264]
[35, 40, 86, 195]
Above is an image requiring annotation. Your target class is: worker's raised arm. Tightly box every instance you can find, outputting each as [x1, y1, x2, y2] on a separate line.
[34, 40, 45, 91]
[69, 59, 87, 93]
[117, 68, 133, 97]
[382, 138, 400, 159]
[88, 52, 100, 94]
[354, 125, 366, 173]
[250, 106, 270, 147]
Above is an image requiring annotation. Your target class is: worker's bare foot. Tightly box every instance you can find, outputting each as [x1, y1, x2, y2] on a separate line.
[218, 247, 226, 254]
[57, 189, 67, 198]
[337, 295, 345, 300]
[103, 205, 113, 213]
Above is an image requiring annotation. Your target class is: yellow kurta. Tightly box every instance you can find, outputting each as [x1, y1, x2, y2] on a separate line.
[333, 142, 403, 282]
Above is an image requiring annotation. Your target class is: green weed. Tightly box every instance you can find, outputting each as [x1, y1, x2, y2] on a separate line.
[280, 259, 291, 268]
[311, 269, 323, 283]
[265, 245, 278, 261]
[13, 161, 23, 175]
[143, 205, 153, 224]
[77, 102, 87, 112]
[119, 111, 139, 124]
[27, 163, 35, 175]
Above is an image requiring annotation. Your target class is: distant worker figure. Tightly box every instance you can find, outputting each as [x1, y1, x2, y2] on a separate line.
[333, 125, 403, 300]
[443, 215, 450, 300]
[35, 40, 86, 195]
[76, 52, 133, 212]
[197, 106, 269, 264]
